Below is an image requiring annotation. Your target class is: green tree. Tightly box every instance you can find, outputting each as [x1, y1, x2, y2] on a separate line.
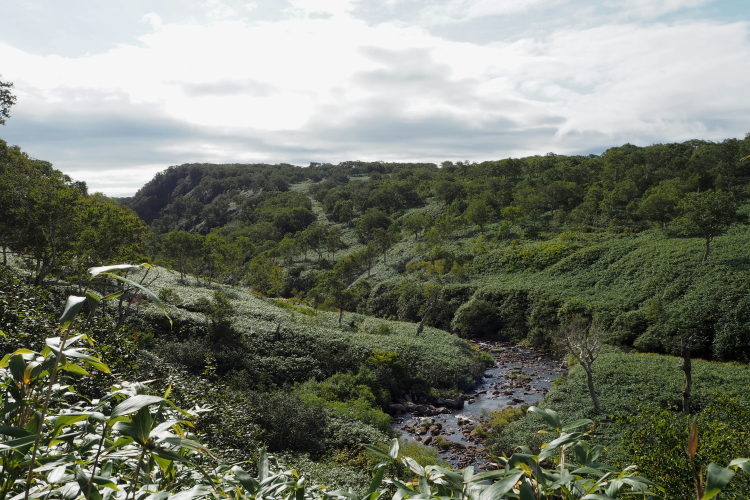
[74, 194, 150, 271]
[401, 212, 428, 240]
[558, 301, 603, 414]
[159, 231, 204, 282]
[434, 179, 465, 205]
[638, 180, 682, 229]
[356, 208, 392, 243]
[246, 253, 285, 295]
[324, 226, 345, 260]
[464, 198, 492, 230]
[275, 235, 299, 265]
[311, 270, 354, 326]
[0, 76, 16, 125]
[195, 289, 237, 343]
[331, 199, 354, 225]
[372, 227, 400, 264]
[19, 174, 85, 284]
[673, 190, 741, 263]
[203, 232, 243, 282]
[300, 223, 329, 263]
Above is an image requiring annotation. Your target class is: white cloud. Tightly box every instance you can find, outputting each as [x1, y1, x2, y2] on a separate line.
[1, 2, 749, 195]
[286, 0, 358, 17]
[204, 0, 239, 20]
[419, 0, 561, 25]
[140, 12, 163, 30]
[605, 0, 713, 19]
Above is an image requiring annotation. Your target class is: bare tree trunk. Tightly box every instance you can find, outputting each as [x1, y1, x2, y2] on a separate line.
[583, 365, 601, 414]
[682, 340, 692, 414]
[338, 308, 343, 327]
[416, 297, 437, 336]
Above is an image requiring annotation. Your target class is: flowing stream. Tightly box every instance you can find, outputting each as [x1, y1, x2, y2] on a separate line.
[392, 341, 566, 470]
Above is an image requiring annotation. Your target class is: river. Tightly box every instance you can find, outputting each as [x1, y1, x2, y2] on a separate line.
[392, 341, 566, 470]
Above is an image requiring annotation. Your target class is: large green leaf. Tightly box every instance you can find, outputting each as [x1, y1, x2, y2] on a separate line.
[478, 471, 524, 500]
[99, 272, 172, 327]
[701, 463, 735, 500]
[0, 434, 38, 451]
[110, 395, 164, 418]
[59, 296, 86, 325]
[88, 264, 140, 277]
[728, 458, 750, 474]
[562, 418, 594, 432]
[388, 438, 399, 459]
[233, 467, 260, 494]
[529, 406, 561, 430]
[363, 444, 391, 460]
[168, 485, 213, 500]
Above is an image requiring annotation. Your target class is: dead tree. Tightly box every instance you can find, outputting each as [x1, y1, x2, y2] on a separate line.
[561, 315, 603, 414]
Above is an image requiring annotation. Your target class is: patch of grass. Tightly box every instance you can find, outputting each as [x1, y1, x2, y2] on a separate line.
[271, 297, 318, 316]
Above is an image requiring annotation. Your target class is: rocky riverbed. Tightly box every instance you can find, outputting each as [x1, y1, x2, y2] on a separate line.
[391, 341, 566, 469]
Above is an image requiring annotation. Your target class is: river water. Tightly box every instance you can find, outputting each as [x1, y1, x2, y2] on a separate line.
[392, 341, 565, 469]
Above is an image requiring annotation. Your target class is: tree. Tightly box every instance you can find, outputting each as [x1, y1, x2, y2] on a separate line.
[300, 223, 329, 263]
[331, 199, 354, 225]
[637, 179, 682, 229]
[372, 227, 399, 264]
[324, 226, 345, 260]
[159, 231, 204, 282]
[434, 179, 465, 205]
[558, 302, 603, 414]
[74, 194, 150, 271]
[195, 290, 237, 344]
[0, 76, 16, 125]
[673, 190, 740, 263]
[311, 270, 354, 326]
[246, 253, 285, 295]
[203, 232, 243, 282]
[353, 244, 379, 278]
[18, 173, 85, 284]
[465, 198, 492, 230]
[415, 284, 441, 336]
[401, 212, 428, 240]
[356, 208, 392, 243]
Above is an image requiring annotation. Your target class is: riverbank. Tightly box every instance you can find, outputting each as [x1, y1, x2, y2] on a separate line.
[392, 341, 565, 469]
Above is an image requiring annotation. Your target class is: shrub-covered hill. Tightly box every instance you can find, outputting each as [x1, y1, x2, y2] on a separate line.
[131, 136, 750, 362]
[369, 225, 750, 360]
[137, 266, 489, 395]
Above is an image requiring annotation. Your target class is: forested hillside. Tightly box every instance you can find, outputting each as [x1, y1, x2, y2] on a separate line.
[128, 136, 750, 361]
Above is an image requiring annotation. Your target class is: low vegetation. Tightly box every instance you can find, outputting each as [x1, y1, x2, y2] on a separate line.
[490, 352, 750, 498]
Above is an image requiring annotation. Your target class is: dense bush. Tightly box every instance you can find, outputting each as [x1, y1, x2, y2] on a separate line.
[621, 397, 750, 498]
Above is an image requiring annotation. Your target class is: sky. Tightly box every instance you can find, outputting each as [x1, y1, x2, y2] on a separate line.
[1, 0, 749, 196]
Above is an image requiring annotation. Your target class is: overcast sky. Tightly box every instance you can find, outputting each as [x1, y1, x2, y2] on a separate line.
[1, 0, 749, 196]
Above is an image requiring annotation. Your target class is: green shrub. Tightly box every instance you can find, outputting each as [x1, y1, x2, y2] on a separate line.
[620, 397, 750, 498]
[157, 286, 181, 304]
[451, 299, 502, 338]
[297, 373, 391, 433]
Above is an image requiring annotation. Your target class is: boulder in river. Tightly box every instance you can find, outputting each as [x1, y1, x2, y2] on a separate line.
[388, 403, 407, 414]
[436, 396, 465, 409]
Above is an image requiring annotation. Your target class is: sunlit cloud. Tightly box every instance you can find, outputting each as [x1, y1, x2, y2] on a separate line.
[0, 0, 748, 195]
